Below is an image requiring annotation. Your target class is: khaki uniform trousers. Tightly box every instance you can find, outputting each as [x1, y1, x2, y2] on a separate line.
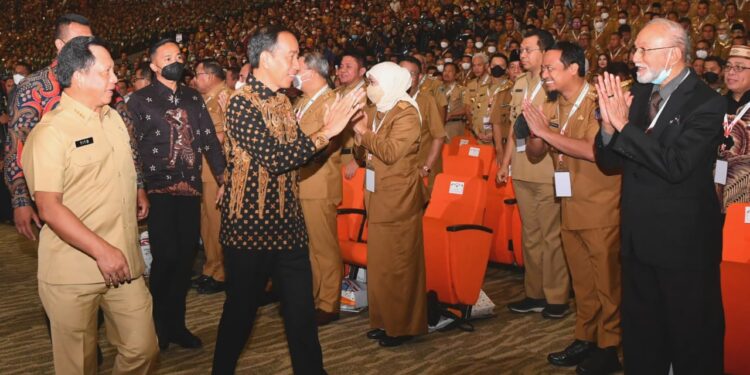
[38, 277, 158, 375]
[513, 180, 570, 304]
[562, 226, 622, 348]
[300, 198, 342, 313]
[201, 177, 224, 281]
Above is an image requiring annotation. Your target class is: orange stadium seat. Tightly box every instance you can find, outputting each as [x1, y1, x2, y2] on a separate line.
[337, 167, 368, 270]
[721, 203, 750, 375]
[423, 173, 493, 317]
[484, 160, 524, 266]
[456, 144, 495, 177]
[441, 134, 477, 160]
[442, 154, 482, 177]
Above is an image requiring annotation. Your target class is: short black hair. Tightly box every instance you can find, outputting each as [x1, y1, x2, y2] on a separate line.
[55, 13, 91, 40]
[523, 28, 555, 51]
[704, 56, 725, 68]
[606, 62, 632, 79]
[548, 41, 586, 77]
[340, 50, 366, 69]
[135, 61, 153, 81]
[56, 36, 109, 89]
[197, 58, 226, 80]
[149, 39, 179, 60]
[15, 61, 32, 73]
[398, 55, 422, 70]
[443, 62, 458, 72]
[227, 66, 240, 79]
[489, 53, 509, 65]
[246, 25, 292, 68]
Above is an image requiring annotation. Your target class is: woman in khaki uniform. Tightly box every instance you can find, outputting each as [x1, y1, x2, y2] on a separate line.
[353, 62, 428, 347]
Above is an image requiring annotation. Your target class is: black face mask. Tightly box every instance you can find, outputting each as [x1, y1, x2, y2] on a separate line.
[161, 61, 185, 81]
[703, 72, 719, 85]
[491, 65, 506, 78]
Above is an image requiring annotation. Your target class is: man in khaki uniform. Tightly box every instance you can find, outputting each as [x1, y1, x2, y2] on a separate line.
[192, 58, 232, 294]
[691, 1, 719, 38]
[438, 62, 468, 141]
[497, 30, 571, 318]
[464, 53, 508, 145]
[294, 53, 343, 326]
[400, 56, 445, 192]
[335, 52, 367, 179]
[414, 53, 446, 110]
[21, 36, 157, 374]
[525, 42, 623, 375]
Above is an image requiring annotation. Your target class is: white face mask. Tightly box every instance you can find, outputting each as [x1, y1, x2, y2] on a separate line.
[440, 41, 449, 48]
[695, 49, 708, 59]
[13, 74, 25, 85]
[235, 81, 246, 90]
[595, 21, 605, 31]
[461, 62, 471, 70]
[601, 12, 609, 20]
[445, 58, 453, 63]
[718, 33, 729, 41]
[475, 41, 484, 49]
[487, 46, 497, 53]
[618, 18, 627, 25]
[437, 64, 444, 72]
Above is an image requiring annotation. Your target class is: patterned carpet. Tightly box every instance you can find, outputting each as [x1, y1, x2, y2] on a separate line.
[0, 222, 617, 375]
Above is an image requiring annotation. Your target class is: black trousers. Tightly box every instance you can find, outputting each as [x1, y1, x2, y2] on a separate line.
[147, 194, 201, 337]
[212, 246, 324, 375]
[621, 256, 724, 375]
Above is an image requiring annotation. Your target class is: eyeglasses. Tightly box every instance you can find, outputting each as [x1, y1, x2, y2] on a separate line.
[519, 47, 541, 54]
[633, 46, 674, 55]
[725, 64, 749, 73]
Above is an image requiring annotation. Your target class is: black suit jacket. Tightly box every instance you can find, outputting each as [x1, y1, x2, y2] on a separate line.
[595, 69, 726, 269]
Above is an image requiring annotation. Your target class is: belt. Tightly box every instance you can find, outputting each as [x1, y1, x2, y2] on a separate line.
[341, 148, 353, 155]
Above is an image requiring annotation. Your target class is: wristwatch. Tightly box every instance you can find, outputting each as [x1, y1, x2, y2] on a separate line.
[422, 165, 431, 173]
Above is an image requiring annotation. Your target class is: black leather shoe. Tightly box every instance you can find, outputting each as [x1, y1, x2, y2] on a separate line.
[191, 275, 211, 289]
[315, 309, 340, 326]
[366, 329, 386, 340]
[541, 304, 569, 319]
[170, 329, 203, 349]
[548, 340, 595, 367]
[508, 297, 547, 313]
[576, 347, 622, 375]
[197, 277, 225, 294]
[378, 335, 413, 347]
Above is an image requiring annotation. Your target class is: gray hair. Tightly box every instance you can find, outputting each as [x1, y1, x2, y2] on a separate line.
[303, 52, 329, 78]
[472, 52, 489, 65]
[645, 18, 690, 62]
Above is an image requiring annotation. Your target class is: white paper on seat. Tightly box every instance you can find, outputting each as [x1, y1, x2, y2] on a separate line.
[745, 206, 750, 224]
[468, 147, 480, 157]
[449, 181, 465, 195]
[459, 139, 469, 146]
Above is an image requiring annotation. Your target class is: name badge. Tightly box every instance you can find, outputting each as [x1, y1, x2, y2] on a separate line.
[714, 159, 728, 185]
[516, 138, 526, 152]
[482, 116, 492, 131]
[554, 171, 572, 197]
[366, 169, 375, 192]
[75, 137, 94, 148]
[459, 139, 469, 146]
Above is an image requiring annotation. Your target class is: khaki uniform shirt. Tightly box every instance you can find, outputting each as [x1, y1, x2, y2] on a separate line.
[294, 87, 342, 201]
[438, 82, 466, 122]
[509, 72, 555, 184]
[542, 86, 621, 230]
[415, 91, 446, 166]
[22, 93, 143, 284]
[201, 83, 232, 181]
[464, 75, 507, 143]
[489, 82, 514, 142]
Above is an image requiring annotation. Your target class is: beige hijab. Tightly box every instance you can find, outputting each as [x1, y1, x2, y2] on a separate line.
[366, 62, 421, 124]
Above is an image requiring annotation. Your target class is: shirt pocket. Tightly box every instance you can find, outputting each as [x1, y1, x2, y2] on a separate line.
[69, 142, 110, 186]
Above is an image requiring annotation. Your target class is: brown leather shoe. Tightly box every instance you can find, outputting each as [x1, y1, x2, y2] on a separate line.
[315, 309, 340, 326]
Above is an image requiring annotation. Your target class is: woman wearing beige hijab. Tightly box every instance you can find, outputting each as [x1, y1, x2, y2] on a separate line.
[352, 62, 428, 347]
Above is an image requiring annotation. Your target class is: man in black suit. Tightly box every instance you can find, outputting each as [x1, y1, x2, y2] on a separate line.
[594, 18, 726, 374]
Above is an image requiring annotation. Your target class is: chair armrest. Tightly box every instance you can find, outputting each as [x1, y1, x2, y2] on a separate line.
[446, 224, 493, 234]
[503, 198, 517, 205]
[337, 208, 367, 215]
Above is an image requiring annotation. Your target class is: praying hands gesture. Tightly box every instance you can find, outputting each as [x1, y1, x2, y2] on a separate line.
[521, 99, 551, 139]
[595, 73, 633, 133]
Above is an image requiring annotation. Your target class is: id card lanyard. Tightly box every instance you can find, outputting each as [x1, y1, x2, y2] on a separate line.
[555, 83, 590, 168]
[715, 101, 750, 185]
[645, 71, 690, 133]
[296, 86, 330, 120]
[517, 78, 544, 152]
[553, 83, 590, 198]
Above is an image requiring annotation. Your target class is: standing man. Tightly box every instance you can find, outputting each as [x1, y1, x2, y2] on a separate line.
[127, 39, 226, 351]
[464, 53, 508, 145]
[335, 52, 367, 180]
[212, 27, 363, 374]
[497, 29, 571, 318]
[22, 36, 157, 375]
[525, 42, 623, 374]
[438, 62, 468, 141]
[596, 19, 725, 373]
[400, 56, 445, 190]
[294, 52, 343, 326]
[133, 61, 153, 92]
[193, 58, 233, 295]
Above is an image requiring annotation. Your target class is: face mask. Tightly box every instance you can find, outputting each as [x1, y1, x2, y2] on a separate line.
[440, 41, 449, 48]
[160, 61, 185, 81]
[491, 65, 506, 77]
[445, 58, 453, 63]
[461, 62, 471, 70]
[594, 22, 605, 31]
[437, 64, 444, 72]
[475, 41, 484, 49]
[651, 48, 673, 85]
[235, 81, 246, 90]
[366, 84, 384, 104]
[487, 46, 497, 53]
[618, 18, 627, 25]
[718, 33, 729, 41]
[13, 74, 25, 85]
[292, 71, 311, 90]
[695, 49, 708, 59]
[601, 12, 609, 20]
[703, 72, 720, 84]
